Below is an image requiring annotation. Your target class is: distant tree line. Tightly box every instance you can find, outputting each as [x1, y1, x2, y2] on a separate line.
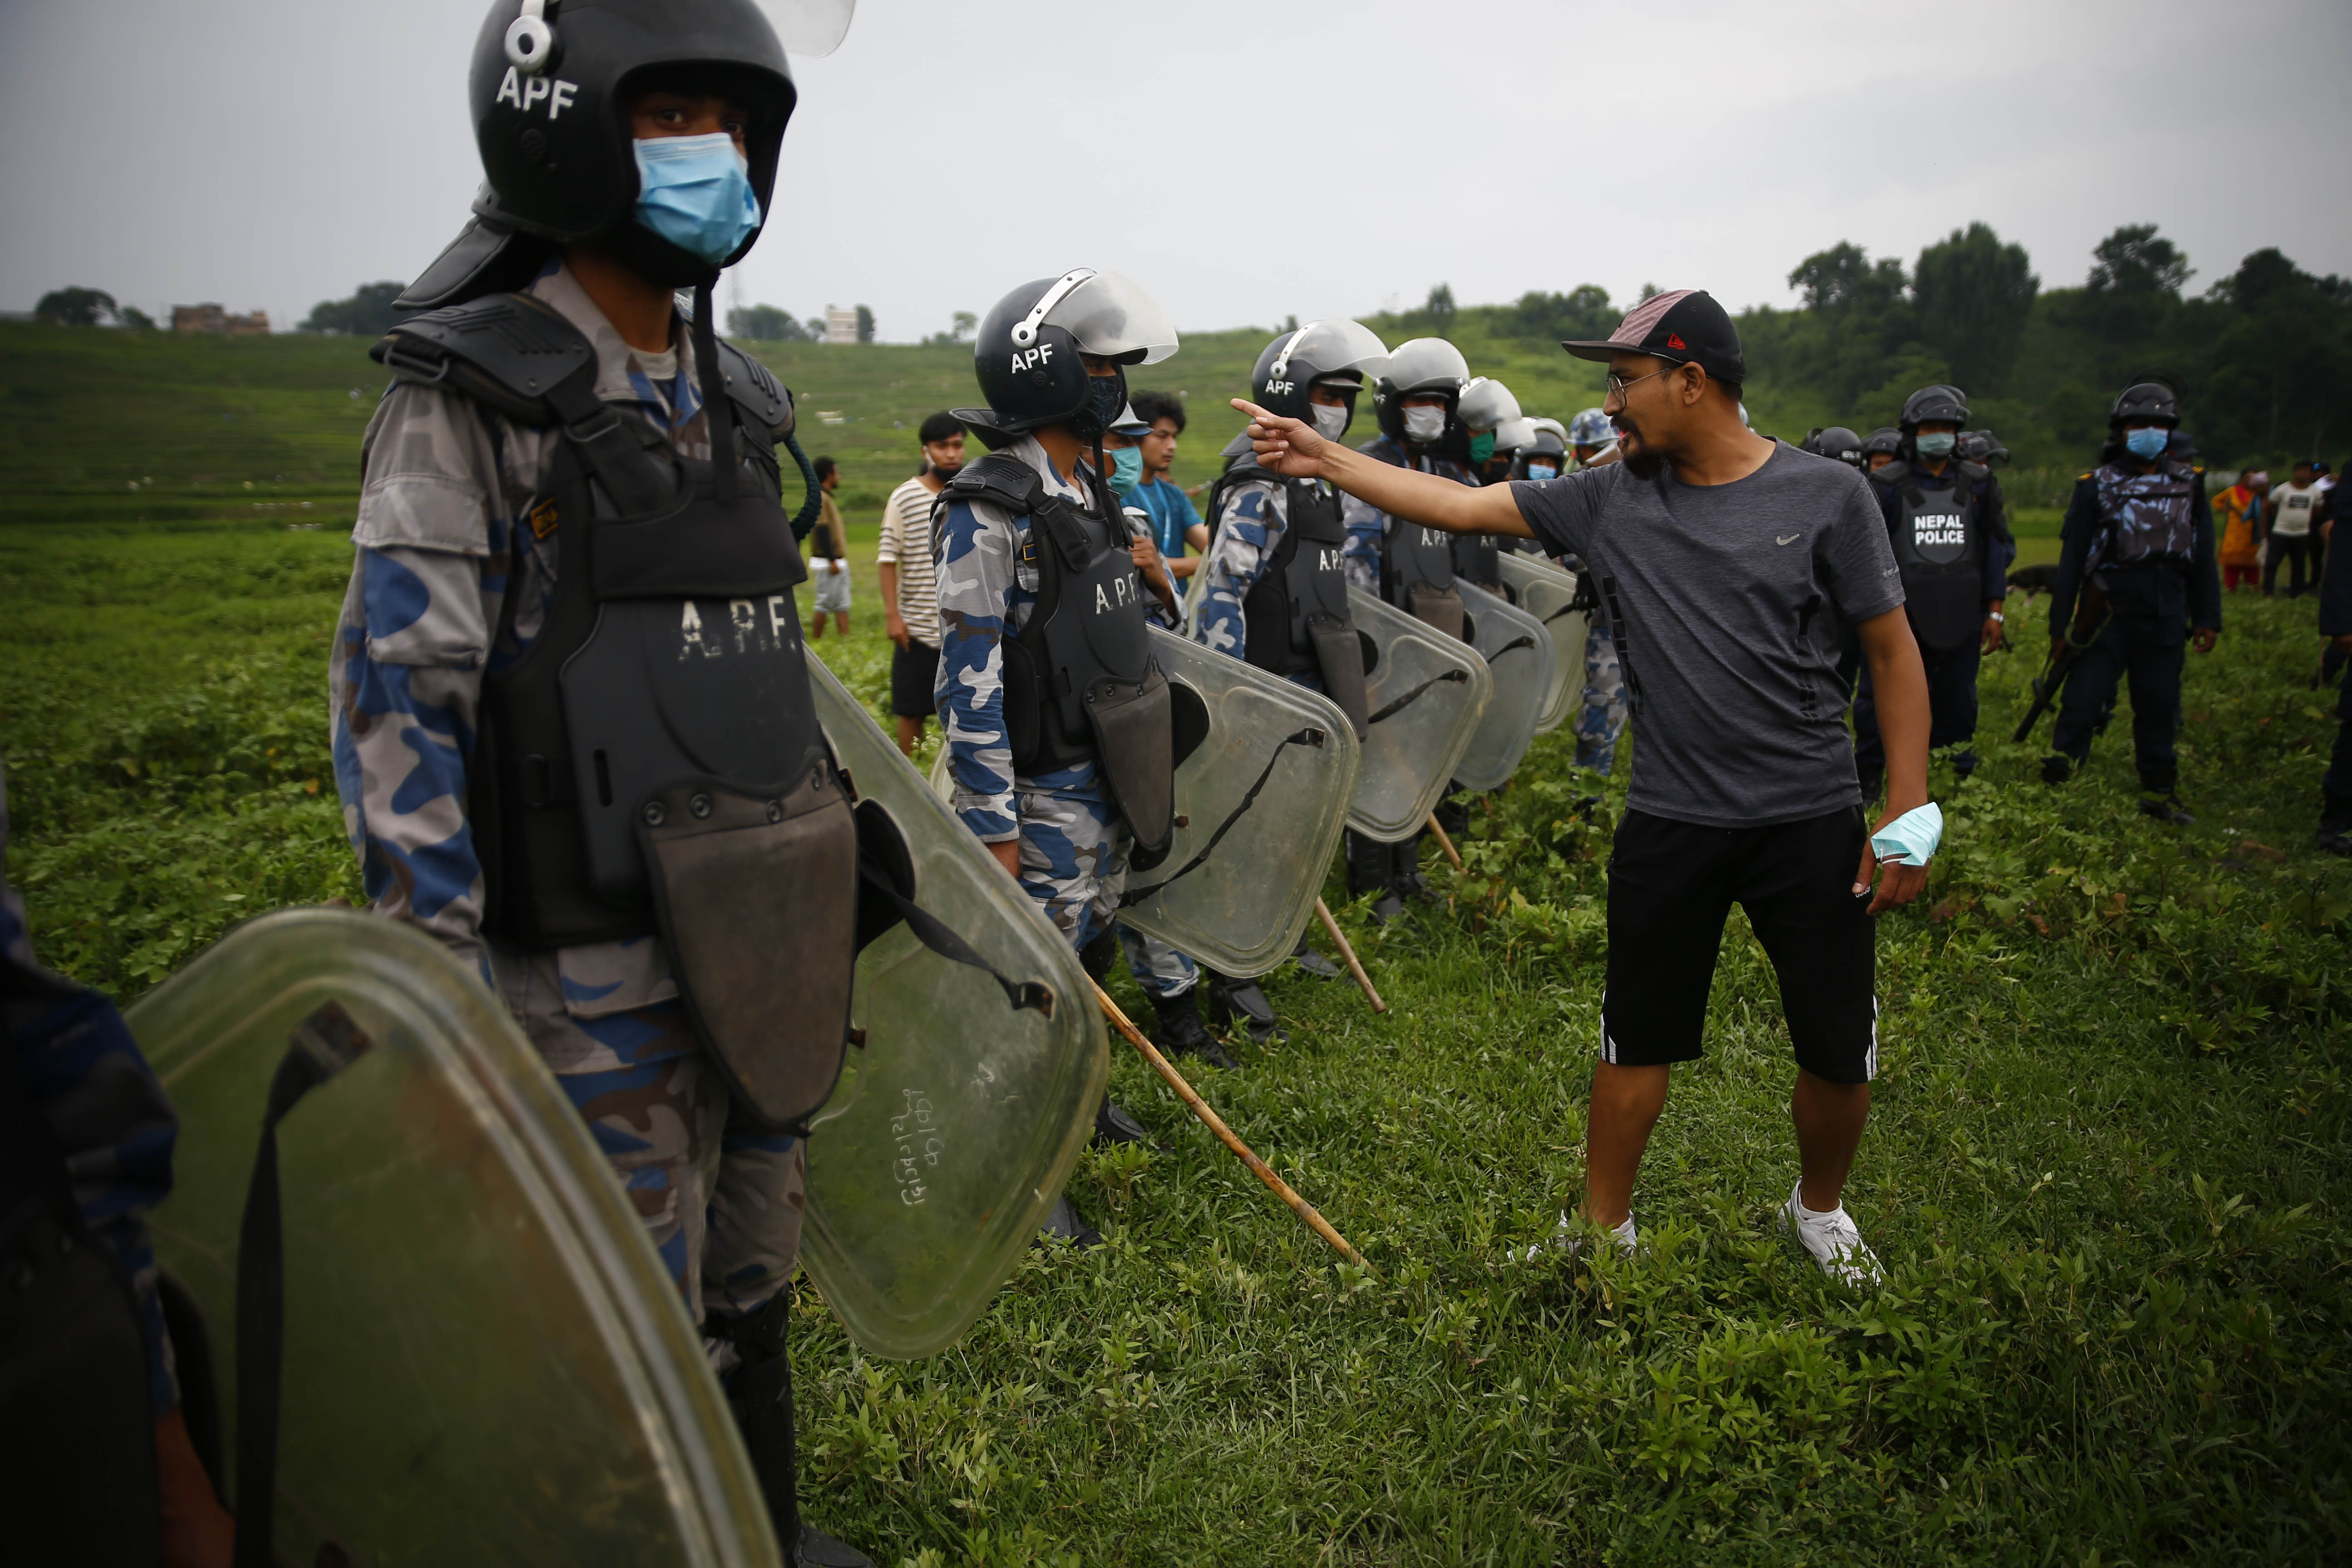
[33, 287, 156, 329]
[299, 282, 414, 337]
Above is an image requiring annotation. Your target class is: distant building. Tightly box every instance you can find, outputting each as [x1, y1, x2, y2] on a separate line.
[823, 304, 859, 345]
[173, 304, 271, 335]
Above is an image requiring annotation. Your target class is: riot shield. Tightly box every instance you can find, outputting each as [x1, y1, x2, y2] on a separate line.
[804, 655, 1106, 1359]
[1495, 552, 1589, 735]
[1345, 586, 1493, 843]
[1115, 628, 1360, 978]
[1452, 585, 1550, 790]
[127, 907, 782, 1568]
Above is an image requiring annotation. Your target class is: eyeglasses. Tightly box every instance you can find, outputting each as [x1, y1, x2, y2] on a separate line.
[1605, 364, 1680, 398]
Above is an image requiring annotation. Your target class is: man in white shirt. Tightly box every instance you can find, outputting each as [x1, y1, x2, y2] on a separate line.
[876, 412, 965, 755]
[2267, 460, 2323, 598]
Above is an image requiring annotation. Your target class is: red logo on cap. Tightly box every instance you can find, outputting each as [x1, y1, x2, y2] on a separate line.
[1666, 333, 1686, 350]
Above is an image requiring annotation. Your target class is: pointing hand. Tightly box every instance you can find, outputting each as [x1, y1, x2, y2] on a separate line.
[1230, 399, 1329, 479]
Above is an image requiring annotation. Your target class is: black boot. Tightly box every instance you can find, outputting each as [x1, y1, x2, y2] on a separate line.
[1206, 972, 1286, 1045]
[2321, 793, 2352, 857]
[1949, 749, 1980, 781]
[1037, 1193, 1103, 1250]
[1433, 794, 1470, 838]
[2040, 754, 2073, 786]
[2138, 794, 2195, 826]
[1391, 838, 1435, 902]
[717, 1294, 874, 1568]
[1149, 985, 1236, 1069]
[1346, 829, 1404, 924]
[1290, 938, 1343, 980]
[1093, 1093, 1149, 1147]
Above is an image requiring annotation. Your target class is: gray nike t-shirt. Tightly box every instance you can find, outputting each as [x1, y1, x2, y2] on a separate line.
[1513, 441, 1903, 827]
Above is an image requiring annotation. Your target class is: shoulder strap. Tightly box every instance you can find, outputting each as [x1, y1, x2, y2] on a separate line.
[371, 292, 593, 426]
[1873, 460, 1924, 509]
[712, 339, 791, 444]
[1956, 460, 1990, 485]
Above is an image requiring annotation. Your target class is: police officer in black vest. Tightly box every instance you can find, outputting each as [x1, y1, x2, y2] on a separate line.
[1852, 385, 2013, 797]
[2042, 381, 2222, 823]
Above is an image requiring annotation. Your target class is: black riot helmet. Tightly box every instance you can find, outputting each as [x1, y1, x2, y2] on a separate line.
[952, 270, 1179, 449]
[401, 0, 852, 309]
[2109, 379, 2180, 429]
[1250, 318, 1390, 428]
[1372, 337, 1471, 444]
[1960, 429, 2010, 465]
[1860, 426, 1902, 461]
[1803, 426, 1865, 466]
[1899, 384, 1969, 432]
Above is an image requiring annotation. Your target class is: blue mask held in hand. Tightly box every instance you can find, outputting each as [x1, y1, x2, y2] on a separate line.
[2123, 426, 2170, 460]
[1107, 444, 1143, 496]
[1524, 462, 1559, 480]
[633, 133, 763, 265]
[1913, 431, 1957, 459]
[1468, 431, 1497, 464]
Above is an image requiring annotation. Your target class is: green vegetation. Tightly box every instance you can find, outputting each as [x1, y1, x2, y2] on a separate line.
[4, 507, 2347, 1564]
[4, 295, 2347, 1563]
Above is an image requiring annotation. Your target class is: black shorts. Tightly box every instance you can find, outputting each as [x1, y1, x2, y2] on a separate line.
[890, 641, 941, 719]
[1601, 807, 1877, 1084]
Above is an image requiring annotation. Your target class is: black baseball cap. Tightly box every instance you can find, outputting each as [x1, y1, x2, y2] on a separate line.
[1562, 289, 1746, 387]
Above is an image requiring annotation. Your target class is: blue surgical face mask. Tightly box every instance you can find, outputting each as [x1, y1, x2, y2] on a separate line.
[1107, 444, 1143, 496]
[1524, 462, 1559, 481]
[633, 133, 763, 265]
[2123, 426, 2169, 460]
[1913, 431, 1957, 459]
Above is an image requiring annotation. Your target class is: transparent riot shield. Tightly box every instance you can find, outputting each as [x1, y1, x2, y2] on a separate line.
[1116, 628, 1360, 978]
[128, 908, 781, 1568]
[804, 655, 1105, 1359]
[1345, 586, 1492, 843]
[1453, 585, 1551, 790]
[1495, 552, 1590, 735]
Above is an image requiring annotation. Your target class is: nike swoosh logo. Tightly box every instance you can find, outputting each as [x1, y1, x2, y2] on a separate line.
[1776, 534, 1801, 546]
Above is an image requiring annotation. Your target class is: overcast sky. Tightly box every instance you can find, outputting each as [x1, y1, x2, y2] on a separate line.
[5, 0, 2348, 339]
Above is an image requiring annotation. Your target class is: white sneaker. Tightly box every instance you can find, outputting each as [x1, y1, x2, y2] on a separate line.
[1519, 1211, 1637, 1263]
[1779, 1181, 1883, 1287]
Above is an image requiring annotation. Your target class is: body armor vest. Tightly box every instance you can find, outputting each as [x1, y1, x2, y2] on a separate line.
[373, 292, 858, 1132]
[939, 453, 1180, 855]
[2092, 459, 2198, 568]
[1877, 460, 1987, 652]
[1207, 462, 1371, 738]
[1361, 438, 1470, 641]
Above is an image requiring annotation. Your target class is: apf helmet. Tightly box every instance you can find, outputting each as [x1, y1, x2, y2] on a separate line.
[2109, 380, 2180, 429]
[402, 0, 847, 308]
[1247, 318, 1389, 431]
[1372, 337, 1471, 444]
[1566, 407, 1615, 451]
[1456, 377, 1523, 434]
[1509, 425, 1570, 481]
[1528, 416, 1568, 446]
[1900, 384, 1969, 432]
[1803, 426, 1865, 466]
[1861, 427, 1903, 460]
[951, 270, 1179, 448]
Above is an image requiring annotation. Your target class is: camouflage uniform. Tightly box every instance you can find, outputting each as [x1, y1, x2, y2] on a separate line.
[2, 768, 180, 1414]
[328, 259, 803, 1323]
[1569, 563, 1627, 774]
[1341, 433, 1480, 593]
[934, 435, 1133, 949]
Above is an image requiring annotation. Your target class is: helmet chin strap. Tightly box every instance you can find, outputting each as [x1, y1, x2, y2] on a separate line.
[692, 279, 735, 501]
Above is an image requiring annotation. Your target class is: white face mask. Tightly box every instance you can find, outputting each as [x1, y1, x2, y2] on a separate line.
[1401, 405, 1447, 444]
[1309, 402, 1350, 440]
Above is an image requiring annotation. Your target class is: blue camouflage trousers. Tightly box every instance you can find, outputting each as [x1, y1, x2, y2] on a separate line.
[1013, 777, 1131, 950]
[493, 960, 805, 1327]
[1117, 925, 1198, 1000]
[1576, 614, 1628, 773]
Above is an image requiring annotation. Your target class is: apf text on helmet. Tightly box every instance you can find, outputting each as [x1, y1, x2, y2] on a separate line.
[495, 67, 581, 120]
[1010, 343, 1055, 375]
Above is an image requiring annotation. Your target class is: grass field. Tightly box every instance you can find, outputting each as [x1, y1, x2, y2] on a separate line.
[4, 324, 2349, 1564]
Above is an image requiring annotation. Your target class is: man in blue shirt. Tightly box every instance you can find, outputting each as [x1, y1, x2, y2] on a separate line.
[1125, 390, 1207, 593]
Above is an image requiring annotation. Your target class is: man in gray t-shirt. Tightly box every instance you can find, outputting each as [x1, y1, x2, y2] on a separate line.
[1231, 289, 1932, 1289]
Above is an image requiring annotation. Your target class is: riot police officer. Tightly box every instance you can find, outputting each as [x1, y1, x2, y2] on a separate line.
[1860, 426, 1902, 473]
[335, 3, 869, 1558]
[2042, 380, 2223, 822]
[1552, 407, 1628, 772]
[1852, 385, 2014, 796]
[935, 269, 1184, 1241]
[1802, 426, 1865, 466]
[1340, 338, 1481, 915]
[1189, 319, 1392, 997]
